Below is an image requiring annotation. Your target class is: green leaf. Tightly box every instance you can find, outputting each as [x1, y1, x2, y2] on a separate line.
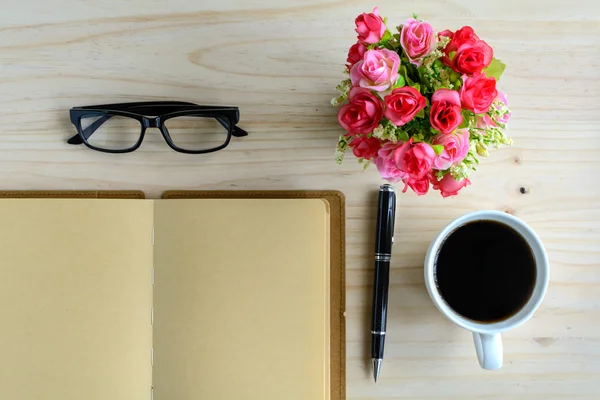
[412, 12, 419, 19]
[417, 67, 428, 87]
[382, 41, 395, 51]
[458, 119, 470, 129]
[392, 76, 406, 89]
[449, 70, 461, 81]
[416, 108, 425, 119]
[448, 51, 456, 60]
[381, 30, 392, 42]
[458, 110, 475, 129]
[399, 65, 414, 86]
[483, 58, 506, 81]
[410, 83, 421, 93]
[432, 144, 445, 155]
[397, 130, 409, 142]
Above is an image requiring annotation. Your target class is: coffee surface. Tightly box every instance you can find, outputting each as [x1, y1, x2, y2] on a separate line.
[435, 220, 536, 323]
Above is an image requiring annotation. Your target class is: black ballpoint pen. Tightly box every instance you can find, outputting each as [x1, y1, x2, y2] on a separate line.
[371, 183, 396, 382]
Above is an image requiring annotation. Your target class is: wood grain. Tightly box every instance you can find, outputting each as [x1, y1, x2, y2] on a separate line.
[1, 0, 599, 398]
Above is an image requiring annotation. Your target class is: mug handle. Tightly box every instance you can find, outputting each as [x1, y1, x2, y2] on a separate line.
[473, 332, 503, 370]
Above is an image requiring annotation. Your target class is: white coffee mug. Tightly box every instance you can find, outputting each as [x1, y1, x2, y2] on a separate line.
[424, 210, 549, 370]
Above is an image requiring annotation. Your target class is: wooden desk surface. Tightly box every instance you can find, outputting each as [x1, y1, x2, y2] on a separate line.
[1, 1, 599, 398]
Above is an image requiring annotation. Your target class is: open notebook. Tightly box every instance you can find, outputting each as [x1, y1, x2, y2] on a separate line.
[0, 190, 345, 400]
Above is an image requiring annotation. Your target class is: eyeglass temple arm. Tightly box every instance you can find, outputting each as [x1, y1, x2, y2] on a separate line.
[215, 117, 248, 137]
[67, 115, 113, 145]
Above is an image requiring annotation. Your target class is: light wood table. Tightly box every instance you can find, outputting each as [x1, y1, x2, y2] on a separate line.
[1, 1, 599, 398]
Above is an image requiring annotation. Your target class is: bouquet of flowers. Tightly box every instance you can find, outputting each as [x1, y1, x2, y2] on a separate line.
[332, 8, 512, 197]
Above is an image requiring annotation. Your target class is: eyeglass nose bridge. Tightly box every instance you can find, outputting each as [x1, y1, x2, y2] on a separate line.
[142, 117, 162, 129]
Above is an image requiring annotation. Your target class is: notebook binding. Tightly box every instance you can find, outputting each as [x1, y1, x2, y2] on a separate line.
[151, 226, 154, 399]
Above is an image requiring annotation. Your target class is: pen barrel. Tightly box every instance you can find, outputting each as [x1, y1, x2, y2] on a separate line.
[371, 260, 390, 359]
[375, 189, 395, 255]
[371, 260, 390, 332]
[371, 333, 386, 361]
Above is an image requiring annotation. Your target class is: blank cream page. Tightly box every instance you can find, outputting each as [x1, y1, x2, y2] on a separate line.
[0, 199, 153, 400]
[153, 199, 330, 400]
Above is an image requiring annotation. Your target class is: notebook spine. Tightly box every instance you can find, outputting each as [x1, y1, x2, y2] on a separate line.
[151, 225, 155, 400]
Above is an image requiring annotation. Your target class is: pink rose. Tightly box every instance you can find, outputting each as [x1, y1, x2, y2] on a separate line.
[430, 89, 463, 134]
[346, 42, 367, 71]
[453, 40, 493, 75]
[431, 174, 471, 197]
[355, 7, 386, 44]
[460, 74, 498, 114]
[494, 91, 511, 124]
[376, 140, 436, 183]
[432, 129, 470, 170]
[374, 141, 411, 183]
[400, 142, 436, 180]
[402, 176, 430, 195]
[350, 49, 400, 92]
[400, 18, 435, 66]
[337, 87, 383, 134]
[476, 91, 511, 128]
[349, 136, 382, 160]
[384, 86, 427, 126]
[476, 114, 496, 129]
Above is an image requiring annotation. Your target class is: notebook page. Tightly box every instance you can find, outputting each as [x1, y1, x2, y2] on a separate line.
[0, 199, 153, 400]
[153, 198, 330, 400]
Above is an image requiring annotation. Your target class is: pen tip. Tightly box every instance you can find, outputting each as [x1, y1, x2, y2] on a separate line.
[372, 358, 382, 383]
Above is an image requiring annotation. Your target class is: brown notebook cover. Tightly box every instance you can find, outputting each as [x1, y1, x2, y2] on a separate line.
[0, 190, 146, 199]
[0, 190, 345, 400]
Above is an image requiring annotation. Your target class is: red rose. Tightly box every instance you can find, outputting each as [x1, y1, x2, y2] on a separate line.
[349, 136, 382, 160]
[438, 29, 455, 41]
[431, 174, 471, 197]
[449, 26, 479, 47]
[460, 74, 498, 114]
[430, 89, 463, 134]
[383, 86, 427, 126]
[346, 42, 367, 71]
[440, 26, 479, 67]
[453, 40, 493, 75]
[355, 7, 386, 44]
[337, 87, 383, 135]
[402, 176, 430, 195]
[399, 142, 436, 180]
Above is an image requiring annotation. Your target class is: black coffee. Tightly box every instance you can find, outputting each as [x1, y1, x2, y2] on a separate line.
[435, 220, 536, 323]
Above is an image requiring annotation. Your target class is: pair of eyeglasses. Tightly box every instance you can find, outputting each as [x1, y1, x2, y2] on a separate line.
[68, 101, 248, 154]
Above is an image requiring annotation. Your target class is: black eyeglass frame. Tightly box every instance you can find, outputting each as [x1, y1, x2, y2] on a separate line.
[68, 101, 248, 154]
